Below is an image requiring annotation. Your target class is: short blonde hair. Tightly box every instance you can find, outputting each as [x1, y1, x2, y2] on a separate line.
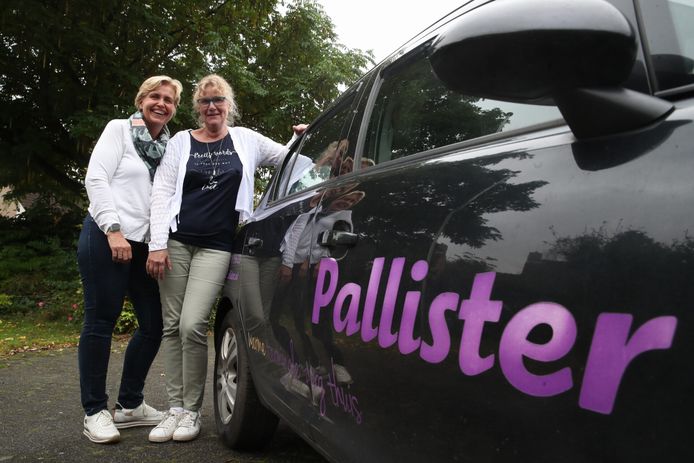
[134, 75, 183, 111]
[193, 74, 240, 125]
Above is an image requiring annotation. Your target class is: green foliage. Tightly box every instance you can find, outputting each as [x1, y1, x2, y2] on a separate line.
[0, 0, 372, 213]
[0, 195, 82, 323]
[114, 299, 138, 335]
[225, 1, 373, 138]
[0, 0, 372, 334]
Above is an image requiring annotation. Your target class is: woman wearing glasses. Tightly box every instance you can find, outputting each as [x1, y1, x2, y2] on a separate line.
[146, 74, 306, 442]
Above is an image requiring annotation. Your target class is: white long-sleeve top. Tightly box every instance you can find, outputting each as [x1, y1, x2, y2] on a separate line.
[149, 126, 293, 251]
[280, 211, 313, 267]
[85, 119, 153, 242]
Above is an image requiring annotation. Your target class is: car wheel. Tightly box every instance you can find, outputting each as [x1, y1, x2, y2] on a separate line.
[214, 308, 279, 449]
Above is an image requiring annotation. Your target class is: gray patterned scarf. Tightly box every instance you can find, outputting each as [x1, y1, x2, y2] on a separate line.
[129, 111, 170, 181]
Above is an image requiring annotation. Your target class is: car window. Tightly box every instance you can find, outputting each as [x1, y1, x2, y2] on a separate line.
[639, 0, 694, 92]
[363, 50, 562, 165]
[277, 95, 356, 198]
[338, 72, 379, 173]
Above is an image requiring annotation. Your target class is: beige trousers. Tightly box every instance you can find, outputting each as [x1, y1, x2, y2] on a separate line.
[158, 239, 230, 411]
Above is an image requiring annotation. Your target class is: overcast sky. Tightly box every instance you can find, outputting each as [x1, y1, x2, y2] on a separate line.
[317, 0, 464, 64]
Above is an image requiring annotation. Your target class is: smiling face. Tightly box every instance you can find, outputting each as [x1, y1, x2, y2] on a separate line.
[196, 88, 230, 133]
[140, 83, 176, 130]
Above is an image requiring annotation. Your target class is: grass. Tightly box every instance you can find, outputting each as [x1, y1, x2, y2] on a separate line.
[0, 312, 82, 359]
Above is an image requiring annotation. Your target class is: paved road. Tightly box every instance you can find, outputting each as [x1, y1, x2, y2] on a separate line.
[0, 337, 325, 463]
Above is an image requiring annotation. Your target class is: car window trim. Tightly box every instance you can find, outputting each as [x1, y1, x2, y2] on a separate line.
[655, 83, 694, 99]
[633, 0, 661, 94]
[265, 135, 303, 202]
[358, 118, 569, 172]
[634, 0, 694, 97]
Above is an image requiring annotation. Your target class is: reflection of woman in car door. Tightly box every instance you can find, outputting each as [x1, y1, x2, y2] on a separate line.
[288, 139, 349, 194]
[273, 189, 366, 386]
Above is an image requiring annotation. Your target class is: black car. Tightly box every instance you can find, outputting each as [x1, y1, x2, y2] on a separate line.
[212, 0, 694, 461]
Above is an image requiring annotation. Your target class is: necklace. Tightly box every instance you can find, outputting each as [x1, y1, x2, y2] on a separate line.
[202, 136, 226, 191]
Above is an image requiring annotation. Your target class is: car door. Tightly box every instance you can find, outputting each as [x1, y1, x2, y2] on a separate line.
[227, 82, 368, 441]
[301, 41, 565, 461]
[300, 3, 694, 459]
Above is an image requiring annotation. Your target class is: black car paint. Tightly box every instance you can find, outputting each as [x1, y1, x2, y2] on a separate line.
[216, 1, 694, 461]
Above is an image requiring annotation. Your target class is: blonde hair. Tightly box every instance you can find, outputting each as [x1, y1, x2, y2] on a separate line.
[134, 75, 183, 111]
[193, 74, 240, 126]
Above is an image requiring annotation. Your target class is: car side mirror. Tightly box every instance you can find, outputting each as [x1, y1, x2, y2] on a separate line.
[428, 0, 673, 139]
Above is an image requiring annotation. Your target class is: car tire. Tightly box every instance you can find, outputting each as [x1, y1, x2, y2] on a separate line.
[213, 308, 279, 449]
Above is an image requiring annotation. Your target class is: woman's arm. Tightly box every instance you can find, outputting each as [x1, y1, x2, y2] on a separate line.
[146, 133, 183, 279]
[148, 135, 181, 251]
[255, 124, 308, 167]
[85, 120, 124, 233]
[85, 120, 133, 263]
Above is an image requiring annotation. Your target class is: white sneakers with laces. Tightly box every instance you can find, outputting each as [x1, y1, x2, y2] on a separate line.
[148, 409, 184, 443]
[84, 404, 198, 444]
[149, 409, 201, 442]
[113, 400, 164, 428]
[83, 409, 120, 444]
[172, 410, 201, 442]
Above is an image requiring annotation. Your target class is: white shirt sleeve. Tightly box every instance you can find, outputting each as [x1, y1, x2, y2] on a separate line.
[281, 212, 312, 267]
[255, 130, 295, 167]
[85, 120, 125, 233]
[149, 133, 183, 251]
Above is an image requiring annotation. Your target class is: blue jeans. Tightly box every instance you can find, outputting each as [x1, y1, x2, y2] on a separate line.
[77, 215, 163, 416]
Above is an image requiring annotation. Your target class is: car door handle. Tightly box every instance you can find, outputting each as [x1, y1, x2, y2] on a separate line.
[318, 230, 359, 247]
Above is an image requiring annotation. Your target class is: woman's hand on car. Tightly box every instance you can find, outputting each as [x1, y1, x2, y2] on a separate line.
[293, 124, 308, 136]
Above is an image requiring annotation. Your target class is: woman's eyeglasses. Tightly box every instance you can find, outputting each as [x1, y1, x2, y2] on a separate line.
[197, 96, 227, 107]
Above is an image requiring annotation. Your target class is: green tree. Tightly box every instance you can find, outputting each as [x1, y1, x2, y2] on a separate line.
[0, 0, 372, 211]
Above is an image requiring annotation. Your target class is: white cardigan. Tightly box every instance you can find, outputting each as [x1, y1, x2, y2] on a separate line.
[85, 119, 153, 242]
[149, 126, 293, 251]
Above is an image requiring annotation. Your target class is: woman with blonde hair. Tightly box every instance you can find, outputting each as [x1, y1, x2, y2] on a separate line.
[146, 74, 306, 442]
[79, 75, 182, 443]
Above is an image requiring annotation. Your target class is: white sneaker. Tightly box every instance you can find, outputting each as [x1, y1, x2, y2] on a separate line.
[114, 400, 164, 428]
[333, 364, 353, 384]
[83, 410, 120, 444]
[148, 409, 184, 443]
[172, 410, 201, 442]
[280, 372, 311, 398]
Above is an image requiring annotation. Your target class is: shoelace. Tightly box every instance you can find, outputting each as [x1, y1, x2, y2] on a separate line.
[178, 412, 197, 428]
[158, 412, 180, 429]
[95, 410, 113, 425]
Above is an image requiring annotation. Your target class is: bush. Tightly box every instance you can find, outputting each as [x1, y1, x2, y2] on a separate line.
[0, 197, 148, 336]
[0, 237, 81, 316]
[0, 198, 87, 324]
[0, 293, 12, 310]
[115, 299, 139, 334]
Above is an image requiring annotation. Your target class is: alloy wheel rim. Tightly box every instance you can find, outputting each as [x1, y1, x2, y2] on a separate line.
[216, 326, 239, 425]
